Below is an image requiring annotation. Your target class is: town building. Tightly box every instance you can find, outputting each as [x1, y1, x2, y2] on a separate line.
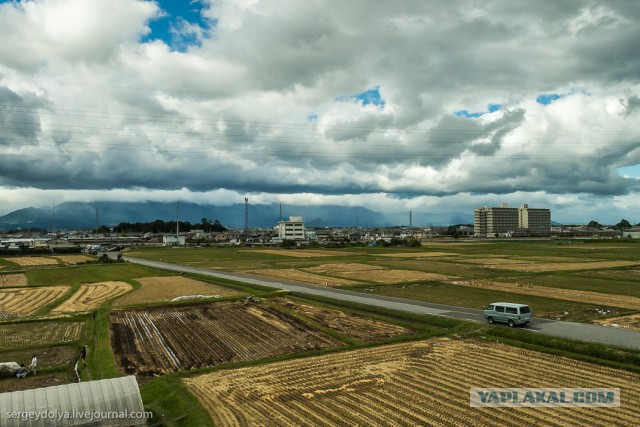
[277, 216, 306, 241]
[474, 204, 551, 237]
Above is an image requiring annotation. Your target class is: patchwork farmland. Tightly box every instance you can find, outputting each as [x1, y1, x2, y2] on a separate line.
[0, 286, 69, 318]
[51, 281, 132, 313]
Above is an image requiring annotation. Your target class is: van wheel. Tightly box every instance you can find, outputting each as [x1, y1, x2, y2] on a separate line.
[508, 320, 515, 327]
[488, 317, 494, 324]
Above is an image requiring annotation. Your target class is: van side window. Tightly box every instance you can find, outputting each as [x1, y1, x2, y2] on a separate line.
[495, 306, 505, 313]
[505, 307, 517, 314]
[520, 306, 531, 314]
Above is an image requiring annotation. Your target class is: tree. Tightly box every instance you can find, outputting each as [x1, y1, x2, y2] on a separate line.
[614, 219, 632, 230]
[587, 220, 602, 229]
[211, 219, 227, 232]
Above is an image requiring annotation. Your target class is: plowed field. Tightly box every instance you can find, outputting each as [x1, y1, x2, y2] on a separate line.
[0, 286, 69, 318]
[185, 338, 640, 426]
[0, 274, 28, 288]
[51, 281, 132, 313]
[272, 298, 414, 341]
[114, 276, 244, 306]
[110, 302, 344, 377]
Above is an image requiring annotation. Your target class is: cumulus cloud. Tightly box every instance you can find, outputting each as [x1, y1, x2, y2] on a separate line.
[1, 0, 640, 223]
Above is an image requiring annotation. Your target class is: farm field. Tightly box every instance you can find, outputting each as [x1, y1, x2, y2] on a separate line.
[110, 302, 344, 377]
[272, 298, 414, 341]
[0, 286, 70, 318]
[0, 321, 84, 351]
[53, 255, 94, 264]
[452, 279, 640, 310]
[185, 338, 640, 426]
[126, 242, 640, 322]
[0, 273, 28, 288]
[114, 276, 245, 306]
[51, 281, 132, 313]
[593, 313, 640, 330]
[3, 257, 59, 266]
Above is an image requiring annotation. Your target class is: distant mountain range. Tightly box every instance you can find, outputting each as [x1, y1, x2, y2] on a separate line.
[0, 202, 475, 230]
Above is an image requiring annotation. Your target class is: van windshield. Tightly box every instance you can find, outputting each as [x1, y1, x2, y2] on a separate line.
[520, 306, 531, 314]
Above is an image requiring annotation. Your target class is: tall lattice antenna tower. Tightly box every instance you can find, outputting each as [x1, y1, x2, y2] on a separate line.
[244, 198, 249, 232]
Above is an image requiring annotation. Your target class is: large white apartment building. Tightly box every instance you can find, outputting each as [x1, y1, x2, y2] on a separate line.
[277, 216, 306, 240]
[474, 204, 551, 237]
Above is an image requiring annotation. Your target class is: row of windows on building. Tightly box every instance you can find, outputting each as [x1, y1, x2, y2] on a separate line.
[474, 204, 551, 237]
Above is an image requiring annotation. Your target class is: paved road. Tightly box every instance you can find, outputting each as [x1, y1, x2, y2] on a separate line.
[125, 257, 640, 350]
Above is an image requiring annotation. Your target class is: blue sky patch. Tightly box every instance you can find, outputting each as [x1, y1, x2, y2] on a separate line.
[307, 113, 318, 123]
[455, 103, 501, 119]
[536, 93, 564, 105]
[337, 86, 385, 107]
[617, 164, 640, 179]
[142, 0, 215, 51]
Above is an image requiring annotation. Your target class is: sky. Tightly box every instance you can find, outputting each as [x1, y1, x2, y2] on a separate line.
[0, 0, 640, 225]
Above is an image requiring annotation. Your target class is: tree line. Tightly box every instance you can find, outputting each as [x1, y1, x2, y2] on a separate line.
[108, 218, 227, 234]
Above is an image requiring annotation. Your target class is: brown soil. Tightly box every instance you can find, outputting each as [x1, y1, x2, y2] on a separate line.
[110, 302, 343, 378]
[4, 257, 59, 266]
[0, 274, 28, 288]
[0, 345, 77, 371]
[114, 276, 244, 306]
[245, 269, 360, 287]
[0, 371, 72, 393]
[185, 338, 640, 426]
[272, 298, 414, 341]
[51, 281, 132, 313]
[452, 279, 640, 310]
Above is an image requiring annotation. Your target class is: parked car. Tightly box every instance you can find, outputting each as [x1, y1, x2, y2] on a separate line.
[484, 302, 532, 327]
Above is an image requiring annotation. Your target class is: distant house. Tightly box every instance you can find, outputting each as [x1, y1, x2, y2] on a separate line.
[163, 235, 186, 246]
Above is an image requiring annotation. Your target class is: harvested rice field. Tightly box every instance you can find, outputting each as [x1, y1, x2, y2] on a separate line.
[246, 249, 356, 258]
[245, 269, 361, 287]
[452, 280, 640, 310]
[51, 281, 132, 313]
[272, 298, 414, 341]
[53, 255, 94, 264]
[0, 274, 28, 288]
[4, 257, 59, 266]
[307, 263, 451, 283]
[185, 338, 640, 426]
[0, 286, 69, 318]
[0, 321, 84, 351]
[114, 276, 245, 306]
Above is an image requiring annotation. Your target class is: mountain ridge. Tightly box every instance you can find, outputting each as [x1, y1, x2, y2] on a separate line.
[0, 202, 474, 230]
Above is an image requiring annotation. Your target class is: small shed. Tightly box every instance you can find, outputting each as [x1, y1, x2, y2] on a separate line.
[0, 376, 146, 426]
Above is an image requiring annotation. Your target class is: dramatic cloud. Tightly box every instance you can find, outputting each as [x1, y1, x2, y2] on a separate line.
[1, 0, 640, 224]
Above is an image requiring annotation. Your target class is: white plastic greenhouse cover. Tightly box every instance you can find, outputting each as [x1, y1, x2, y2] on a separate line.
[0, 376, 146, 427]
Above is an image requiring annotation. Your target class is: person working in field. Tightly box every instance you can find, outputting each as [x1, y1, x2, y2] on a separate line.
[16, 364, 27, 379]
[29, 354, 37, 375]
[80, 345, 87, 368]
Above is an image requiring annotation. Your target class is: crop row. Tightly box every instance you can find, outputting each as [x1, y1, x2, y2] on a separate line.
[185, 338, 640, 426]
[110, 302, 343, 377]
[52, 281, 132, 313]
[0, 286, 69, 317]
[0, 321, 85, 351]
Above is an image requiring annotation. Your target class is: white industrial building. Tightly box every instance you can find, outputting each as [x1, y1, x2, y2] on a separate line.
[277, 216, 306, 240]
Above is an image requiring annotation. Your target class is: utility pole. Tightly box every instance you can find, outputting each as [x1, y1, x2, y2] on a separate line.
[244, 198, 249, 233]
[176, 202, 180, 245]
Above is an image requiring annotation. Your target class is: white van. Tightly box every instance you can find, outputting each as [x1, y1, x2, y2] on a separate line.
[484, 302, 531, 327]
